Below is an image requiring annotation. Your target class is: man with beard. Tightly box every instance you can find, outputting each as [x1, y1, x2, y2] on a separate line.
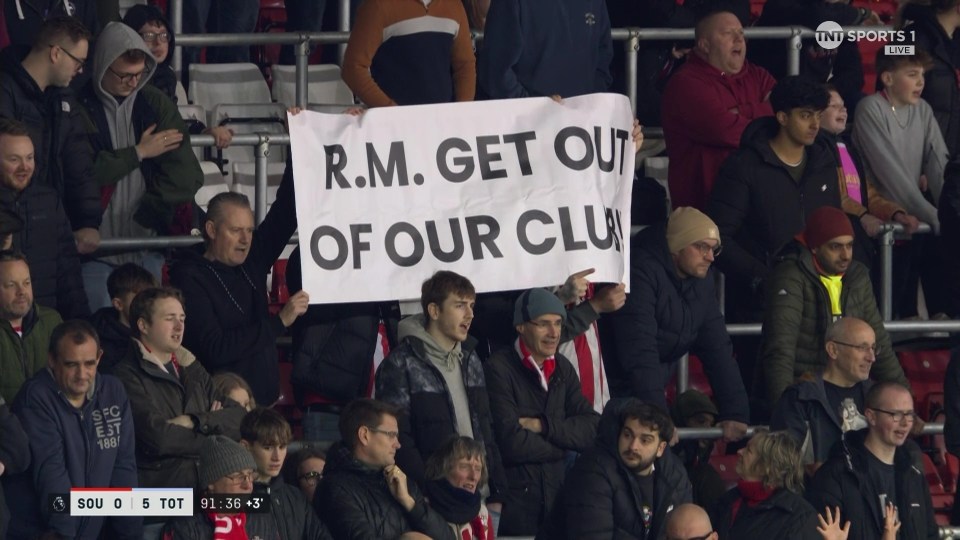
[537, 399, 691, 539]
[760, 206, 907, 405]
[0, 251, 62, 402]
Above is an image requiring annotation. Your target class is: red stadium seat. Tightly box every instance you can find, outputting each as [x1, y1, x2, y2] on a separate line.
[665, 355, 715, 406]
[271, 259, 289, 304]
[274, 360, 303, 438]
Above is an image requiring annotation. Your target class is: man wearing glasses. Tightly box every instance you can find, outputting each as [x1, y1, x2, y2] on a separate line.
[809, 382, 938, 540]
[761, 206, 908, 405]
[0, 16, 103, 260]
[599, 206, 750, 444]
[316, 398, 455, 540]
[772, 317, 882, 474]
[74, 21, 202, 312]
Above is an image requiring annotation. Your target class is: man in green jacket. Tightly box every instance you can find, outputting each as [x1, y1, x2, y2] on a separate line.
[0, 251, 62, 402]
[75, 21, 202, 312]
[761, 206, 907, 405]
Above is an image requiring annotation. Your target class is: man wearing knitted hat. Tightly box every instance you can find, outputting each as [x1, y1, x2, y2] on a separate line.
[163, 434, 282, 538]
[483, 288, 600, 536]
[600, 206, 750, 442]
[761, 205, 907, 405]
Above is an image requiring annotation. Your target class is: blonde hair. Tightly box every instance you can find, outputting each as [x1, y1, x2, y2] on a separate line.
[747, 430, 805, 493]
[424, 436, 488, 489]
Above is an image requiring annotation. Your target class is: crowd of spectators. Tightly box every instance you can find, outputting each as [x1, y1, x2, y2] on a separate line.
[1, 0, 960, 538]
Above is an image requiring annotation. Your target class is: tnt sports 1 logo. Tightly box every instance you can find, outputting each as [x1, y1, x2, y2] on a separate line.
[815, 21, 916, 55]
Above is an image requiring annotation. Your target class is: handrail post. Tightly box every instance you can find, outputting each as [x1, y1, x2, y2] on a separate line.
[255, 135, 270, 224]
[171, 0, 183, 74]
[880, 225, 896, 321]
[296, 36, 310, 109]
[625, 28, 640, 117]
[678, 353, 689, 395]
[787, 27, 803, 76]
[338, 0, 351, 64]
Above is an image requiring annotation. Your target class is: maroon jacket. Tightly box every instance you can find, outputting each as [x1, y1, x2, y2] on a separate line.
[662, 53, 776, 210]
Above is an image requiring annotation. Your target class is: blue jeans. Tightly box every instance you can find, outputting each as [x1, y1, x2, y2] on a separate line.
[82, 252, 165, 311]
[302, 411, 341, 444]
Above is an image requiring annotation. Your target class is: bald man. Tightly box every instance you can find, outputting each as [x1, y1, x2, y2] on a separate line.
[666, 504, 717, 540]
[809, 382, 937, 540]
[661, 10, 775, 211]
[772, 317, 878, 471]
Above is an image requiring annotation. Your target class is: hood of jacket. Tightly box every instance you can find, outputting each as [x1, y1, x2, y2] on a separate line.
[89, 307, 132, 344]
[398, 314, 464, 372]
[122, 4, 175, 68]
[632, 223, 683, 285]
[91, 22, 157, 110]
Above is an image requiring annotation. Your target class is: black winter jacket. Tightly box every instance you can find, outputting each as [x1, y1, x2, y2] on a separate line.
[707, 117, 843, 300]
[122, 5, 179, 103]
[808, 429, 938, 540]
[286, 246, 401, 405]
[162, 511, 280, 539]
[598, 224, 749, 423]
[771, 376, 873, 464]
[6, 369, 140, 539]
[169, 159, 297, 406]
[904, 3, 960, 158]
[316, 443, 456, 540]
[3, 0, 101, 48]
[484, 346, 600, 536]
[112, 341, 246, 491]
[250, 475, 333, 539]
[941, 163, 960, 317]
[375, 324, 507, 501]
[0, 181, 89, 318]
[0, 46, 101, 230]
[89, 307, 135, 374]
[537, 399, 693, 540]
[712, 485, 820, 540]
[0, 400, 29, 540]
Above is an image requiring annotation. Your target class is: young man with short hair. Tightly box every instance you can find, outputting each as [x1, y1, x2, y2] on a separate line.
[809, 382, 938, 540]
[376, 271, 506, 513]
[707, 75, 842, 323]
[89, 263, 157, 373]
[0, 16, 101, 254]
[113, 288, 245, 489]
[240, 407, 332, 539]
[317, 398, 455, 540]
[540, 399, 692, 539]
[853, 49, 950, 318]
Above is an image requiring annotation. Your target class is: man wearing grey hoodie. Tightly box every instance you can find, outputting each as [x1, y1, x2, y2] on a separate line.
[75, 21, 202, 311]
[375, 271, 508, 520]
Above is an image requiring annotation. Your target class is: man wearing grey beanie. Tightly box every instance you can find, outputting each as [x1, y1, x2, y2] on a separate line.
[599, 207, 750, 444]
[163, 435, 285, 538]
[483, 288, 600, 536]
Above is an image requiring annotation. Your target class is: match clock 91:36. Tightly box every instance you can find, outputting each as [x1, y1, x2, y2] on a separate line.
[197, 495, 269, 513]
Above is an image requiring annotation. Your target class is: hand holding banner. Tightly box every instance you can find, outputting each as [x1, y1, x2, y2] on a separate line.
[289, 94, 635, 304]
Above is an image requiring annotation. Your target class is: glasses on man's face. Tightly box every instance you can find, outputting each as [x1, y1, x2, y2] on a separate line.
[140, 31, 171, 43]
[109, 66, 148, 85]
[367, 427, 400, 441]
[692, 241, 722, 258]
[869, 407, 916, 424]
[299, 471, 323, 484]
[667, 532, 715, 540]
[224, 470, 255, 485]
[50, 44, 86, 71]
[831, 340, 881, 356]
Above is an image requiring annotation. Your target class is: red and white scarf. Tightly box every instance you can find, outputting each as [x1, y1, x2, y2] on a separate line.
[208, 512, 249, 540]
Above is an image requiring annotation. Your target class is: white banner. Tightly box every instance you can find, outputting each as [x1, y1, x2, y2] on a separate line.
[288, 94, 635, 304]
